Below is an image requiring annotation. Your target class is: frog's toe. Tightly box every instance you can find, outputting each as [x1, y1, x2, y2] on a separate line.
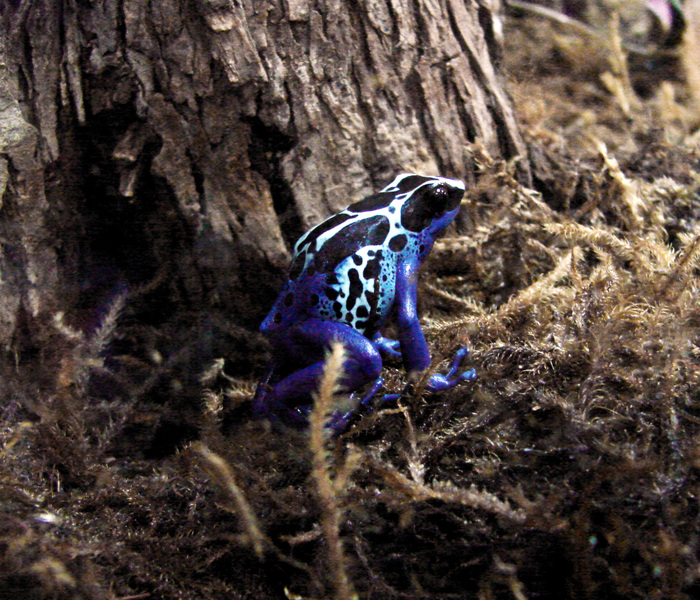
[426, 346, 476, 391]
[445, 346, 471, 378]
[455, 367, 477, 384]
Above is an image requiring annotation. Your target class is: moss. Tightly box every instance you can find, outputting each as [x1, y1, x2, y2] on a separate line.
[3, 8, 700, 600]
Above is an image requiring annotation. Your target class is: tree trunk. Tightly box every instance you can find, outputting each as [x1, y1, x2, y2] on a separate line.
[0, 0, 528, 408]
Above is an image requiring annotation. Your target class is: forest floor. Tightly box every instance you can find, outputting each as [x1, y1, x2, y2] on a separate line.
[2, 5, 700, 600]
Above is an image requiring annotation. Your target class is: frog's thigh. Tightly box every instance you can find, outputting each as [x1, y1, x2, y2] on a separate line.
[263, 321, 382, 407]
[289, 319, 383, 385]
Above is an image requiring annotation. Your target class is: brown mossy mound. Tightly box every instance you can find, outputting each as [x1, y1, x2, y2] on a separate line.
[3, 7, 700, 600]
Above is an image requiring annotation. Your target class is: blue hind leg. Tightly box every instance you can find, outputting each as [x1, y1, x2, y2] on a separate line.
[255, 320, 383, 428]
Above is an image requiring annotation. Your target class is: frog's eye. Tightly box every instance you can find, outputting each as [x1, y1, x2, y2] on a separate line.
[427, 184, 450, 212]
[400, 180, 464, 232]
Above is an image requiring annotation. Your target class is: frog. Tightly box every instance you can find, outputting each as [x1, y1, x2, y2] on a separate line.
[253, 173, 476, 431]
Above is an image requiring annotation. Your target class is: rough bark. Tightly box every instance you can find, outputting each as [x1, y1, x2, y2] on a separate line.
[0, 0, 528, 404]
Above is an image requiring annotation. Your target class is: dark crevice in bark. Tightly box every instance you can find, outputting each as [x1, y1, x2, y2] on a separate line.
[288, 18, 309, 48]
[444, 3, 488, 95]
[404, 68, 446, 174]
[411, 1, 429, 61]
[479, 4, 502, 66]
[349, 61, 381, 182]
[347, 0, 377, 73]
[0, 176, 30, 295]
[116, 0, 129, 62]
[444, 1, 521, 167]
[188, 148, 205, 201]
[385, 0, 402, 57]
[12, 25, 35, 129]
[317, 4, 335, 42]
[490, 101, 521, 164]
[244, 115, 301, 249]
[74, 106, 191, 294]
[453, 74, 478, 144]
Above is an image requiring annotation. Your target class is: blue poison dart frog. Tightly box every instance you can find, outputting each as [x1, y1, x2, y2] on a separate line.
[253, 173, 476, 431]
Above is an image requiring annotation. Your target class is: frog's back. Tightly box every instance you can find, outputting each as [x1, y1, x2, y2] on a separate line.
[261, 174, 462, 338]
[262, 221, 407, 337]
[262, 193, 421, 336]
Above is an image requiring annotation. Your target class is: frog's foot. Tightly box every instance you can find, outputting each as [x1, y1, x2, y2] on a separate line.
[371, 334, 402, 358]
[328, 376, 412, 433]
[425, 346, 477, 392]
[327, 348, 476, 433]
[324, 377, 383, 432]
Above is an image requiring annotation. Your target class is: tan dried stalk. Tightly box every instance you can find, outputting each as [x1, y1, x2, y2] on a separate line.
[440, 246, 578, 339]
[601, 12, 639, 116]
[594, 139, 644, 231]
[368, 457, 525, 523]
[192, 442, 265, 558]
[546, 222, 635, 263]
[308, 341, 356, 600]
[660, 230, 700, 302]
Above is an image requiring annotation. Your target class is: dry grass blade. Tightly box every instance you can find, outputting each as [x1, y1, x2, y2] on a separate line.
[423, 280, 487, 312]
[308, 341, 356, 600]
[191, 442, 265, 559]
[367, 456, 525, 523]
[88, 289, 127, 358]
[659, 229, 700, 301]
[593, 139, 643, 231]
[497, 246, 578, 312]
[547, 221, 637, 264]
[441, 247, 578, 339]
[601, 12, 640, 116]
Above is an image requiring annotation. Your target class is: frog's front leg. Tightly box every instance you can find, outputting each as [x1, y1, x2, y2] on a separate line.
[395, 259, 476, 391]
[424, 345, 477, 391]
[255, 320, 383, 427]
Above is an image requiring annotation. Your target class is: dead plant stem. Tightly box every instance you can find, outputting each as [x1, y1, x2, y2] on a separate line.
[309, 342, 356, 600]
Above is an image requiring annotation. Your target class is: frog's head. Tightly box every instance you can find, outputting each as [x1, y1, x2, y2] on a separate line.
[386, 174, 465, 239]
